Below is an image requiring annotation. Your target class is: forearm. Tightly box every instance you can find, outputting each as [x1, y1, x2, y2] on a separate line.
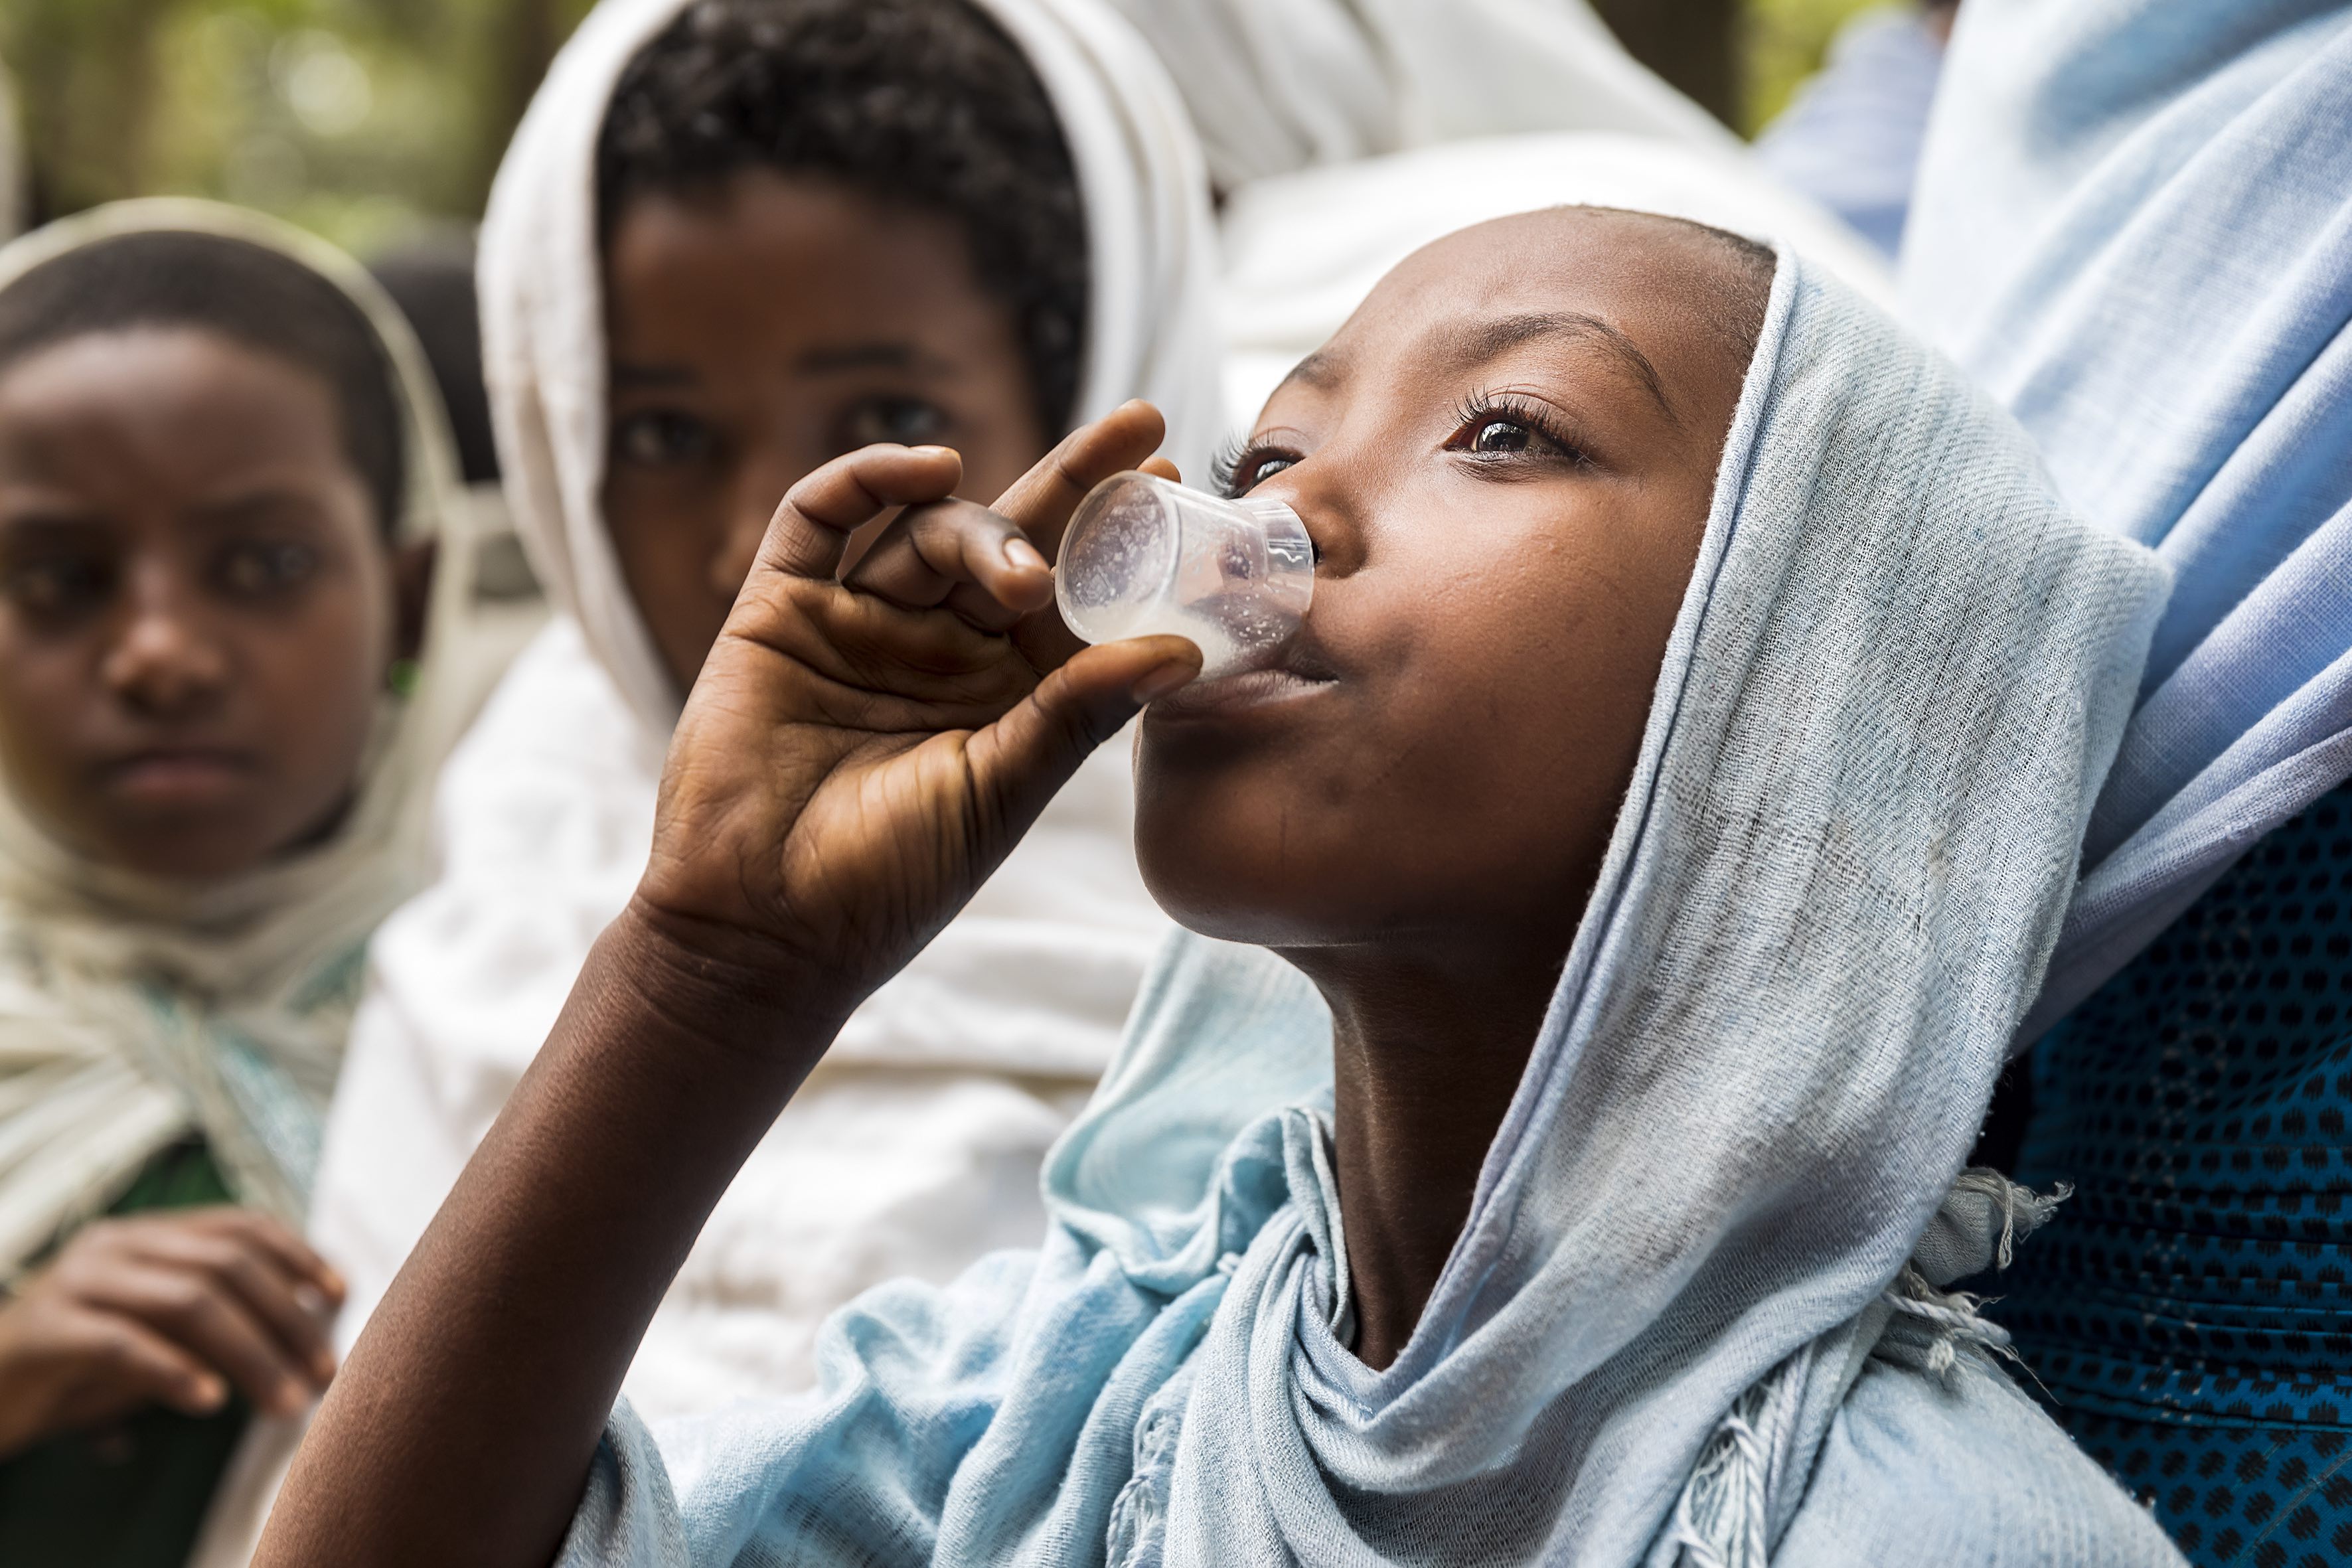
[257, 903, 840, 1568]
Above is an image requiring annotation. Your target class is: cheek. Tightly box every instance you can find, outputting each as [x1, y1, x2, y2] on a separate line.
[950, 412, 1053, 509]
[248, 579, 393, 814]
[601, 472, 737, 686]
[0, 627, 103, 793]
[1133, 548, 1670, 943]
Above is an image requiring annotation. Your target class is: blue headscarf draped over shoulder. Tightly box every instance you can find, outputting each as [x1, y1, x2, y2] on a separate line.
[558, 248, 2181, 1566]
[1904, 0, 2352, 1038]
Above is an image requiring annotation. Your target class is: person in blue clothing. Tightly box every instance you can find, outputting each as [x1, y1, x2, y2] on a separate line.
[1755, 1, 1958, 258]
[256, 206, 2179, 1568]
[1904, 3, 2352, 1563]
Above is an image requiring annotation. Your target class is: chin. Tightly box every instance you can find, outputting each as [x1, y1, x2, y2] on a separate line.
[82, 812, 281, 886]
[1137, 836, 1380, 951]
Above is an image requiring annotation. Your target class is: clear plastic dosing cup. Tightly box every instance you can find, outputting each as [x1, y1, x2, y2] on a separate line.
[1053, 471, 1314, 680]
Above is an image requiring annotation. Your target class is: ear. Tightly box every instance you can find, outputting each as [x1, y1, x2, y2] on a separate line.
[392, 538, 439, 663]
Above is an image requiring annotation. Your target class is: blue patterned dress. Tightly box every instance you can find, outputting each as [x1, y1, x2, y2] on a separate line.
[1997, 777, 2352, 1567]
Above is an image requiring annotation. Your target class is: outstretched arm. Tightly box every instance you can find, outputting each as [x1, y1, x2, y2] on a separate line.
[256, 406, 1198, 1568]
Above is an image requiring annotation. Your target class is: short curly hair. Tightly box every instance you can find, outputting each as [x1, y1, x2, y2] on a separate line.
[0, 232, 407, 535]
[597, 0, 1089, 440]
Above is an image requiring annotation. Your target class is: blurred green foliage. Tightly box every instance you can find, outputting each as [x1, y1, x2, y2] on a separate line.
[1745, 0, 1895, 132]
[0, 0, 1891, 256]
[2, 0, 593, 253]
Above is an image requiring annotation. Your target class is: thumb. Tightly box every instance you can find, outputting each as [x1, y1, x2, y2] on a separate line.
[965, 637, 1199, 842]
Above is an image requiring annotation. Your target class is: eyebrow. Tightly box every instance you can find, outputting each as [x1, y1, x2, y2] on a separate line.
[1447, 311, 1679, 425]
[1273, 345, 1352, 398]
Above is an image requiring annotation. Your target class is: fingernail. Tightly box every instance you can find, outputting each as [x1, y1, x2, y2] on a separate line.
[1131, 663, 1196, 704]
[911, 444, 953, 457]
[1003, 537, 1048, 573]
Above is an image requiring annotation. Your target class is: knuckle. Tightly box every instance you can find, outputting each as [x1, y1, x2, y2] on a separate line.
[156, 1278, 213, 1323]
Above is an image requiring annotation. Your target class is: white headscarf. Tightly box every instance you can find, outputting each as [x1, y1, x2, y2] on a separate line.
[1097, 0, 1737, 192]
[307, 0, 1221, 1415]
[0, 200, 483, 1277]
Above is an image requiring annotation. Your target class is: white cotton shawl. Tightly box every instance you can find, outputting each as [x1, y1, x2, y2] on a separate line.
[554, 249, 2184, 1568]
[306, 0, 1221, 1413]
[0, 200, 483, 1280]
[1097, 0, 1735, 192]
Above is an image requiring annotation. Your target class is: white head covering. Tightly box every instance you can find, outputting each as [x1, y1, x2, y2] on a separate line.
[1096, 0, 1737, 192]
[308, 0, 1216, 1417]
[479, 0, 1224, 732]
[0, 199, 483, 1275]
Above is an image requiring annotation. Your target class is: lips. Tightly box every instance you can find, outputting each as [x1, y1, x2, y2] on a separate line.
[100, 747, 260, 808]
[1146, 629, 1342, 720]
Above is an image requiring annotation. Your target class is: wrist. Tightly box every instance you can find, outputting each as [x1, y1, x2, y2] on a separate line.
[586, 898, 852, 1082]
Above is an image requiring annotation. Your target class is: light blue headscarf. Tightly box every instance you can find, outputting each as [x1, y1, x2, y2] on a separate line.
[556, 249, 2180, 1565]
[1903, 0, 2352, 1039]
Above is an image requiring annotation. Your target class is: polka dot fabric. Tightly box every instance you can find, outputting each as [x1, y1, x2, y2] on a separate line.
[1996, 779, 2352, 1566]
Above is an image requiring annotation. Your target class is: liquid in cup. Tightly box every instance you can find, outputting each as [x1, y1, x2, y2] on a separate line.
[1053, 472, 1314, 680]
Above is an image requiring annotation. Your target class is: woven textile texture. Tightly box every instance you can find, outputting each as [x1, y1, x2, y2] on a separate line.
[1999, 775, 2352, 1565]
[1903, 0, 2352, 1040]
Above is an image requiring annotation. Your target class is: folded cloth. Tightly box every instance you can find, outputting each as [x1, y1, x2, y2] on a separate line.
[1097, 0, 1733, 191]
[555, 243, 2181, 1567]
[1902, 0, 2352, 1040]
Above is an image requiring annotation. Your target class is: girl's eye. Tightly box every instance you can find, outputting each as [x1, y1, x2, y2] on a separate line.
[842, 397, 950, 450]
[216, 541, 317, 597]
[1444, 399, 1584, 469]
[4, 554, 112, 617]
[611, 410, 716, 468]
[1468, 418, 1539, 455]
[1238, 454, 1296, 493]
[1217, 448, 1299, 498]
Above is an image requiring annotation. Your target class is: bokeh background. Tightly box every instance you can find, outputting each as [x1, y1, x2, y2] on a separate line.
[0, 0, 1886, 254]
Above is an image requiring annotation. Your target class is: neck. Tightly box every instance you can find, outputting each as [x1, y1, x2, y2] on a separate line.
[1281, 922, 1574, 1371]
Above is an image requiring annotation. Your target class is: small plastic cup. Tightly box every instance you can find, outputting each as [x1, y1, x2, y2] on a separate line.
[1053, 472, 1314, 680]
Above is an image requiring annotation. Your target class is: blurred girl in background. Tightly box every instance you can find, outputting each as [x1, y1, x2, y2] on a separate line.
[0, 202, 481, 1567]
[307, 0, 1222, 1418]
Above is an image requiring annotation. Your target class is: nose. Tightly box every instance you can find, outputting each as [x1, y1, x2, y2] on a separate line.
[1249, 461, 1357, 578]
[101, 562, 230, 718]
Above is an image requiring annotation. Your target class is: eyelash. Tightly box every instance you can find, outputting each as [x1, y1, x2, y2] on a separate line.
[1445, 390, 1593, 471]
[1213, 393, 1593, 499]
[1212, 434, 1291, 499]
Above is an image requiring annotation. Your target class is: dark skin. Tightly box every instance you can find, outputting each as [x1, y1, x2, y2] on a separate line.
[0, 325, 432, 1455]
[257, 209, 1758, 1566]
[603, 170, 1053, 693]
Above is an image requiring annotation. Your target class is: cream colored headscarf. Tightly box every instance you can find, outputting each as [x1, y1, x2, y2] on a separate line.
[0, 200, 484, 1278]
